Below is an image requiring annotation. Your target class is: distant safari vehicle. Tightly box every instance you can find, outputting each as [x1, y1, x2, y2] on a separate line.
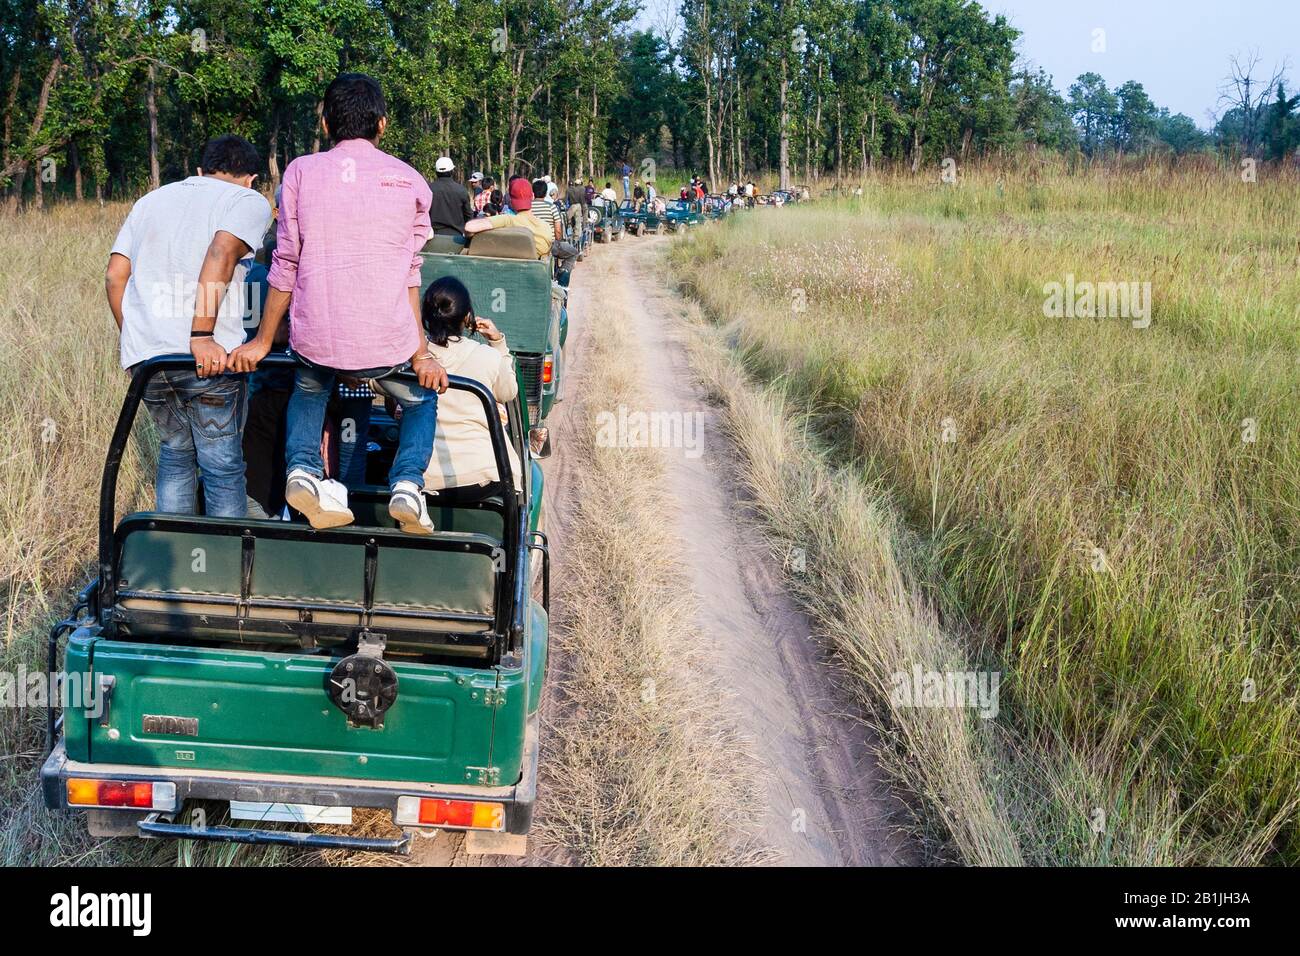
[663, 198, 705, 230]
[43, 353, 551, 855]
[421, 227, 567, 455]
[591, 199, 624, 243]
[702, 195, 731, 220]
[620, 199, 666, 235]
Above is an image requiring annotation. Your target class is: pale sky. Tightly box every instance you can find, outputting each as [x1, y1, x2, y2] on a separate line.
[636, 1, 1299, 129]
[989, 0, 1299, 127]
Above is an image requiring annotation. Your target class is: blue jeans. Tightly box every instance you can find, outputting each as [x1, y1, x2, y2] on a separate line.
[622, 175, 631, 198]
[141, 370, 248, 517]
[286, 359, 436, 490]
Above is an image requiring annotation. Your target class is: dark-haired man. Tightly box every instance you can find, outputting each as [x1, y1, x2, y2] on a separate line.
[529, 178, 577, 284]
[230, 72, 447, 534]
[429, 156, 474, 238]
[563, 177, 586, 240]
[105, 133, 271, 517]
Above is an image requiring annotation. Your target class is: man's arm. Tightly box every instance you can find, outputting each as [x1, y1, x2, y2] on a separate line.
[231, 167, 297, 372]
[105, 253, 131, 330]
[228, 287, 291, 372]
[464, 217, 493, 236]
[191, 230, 252, 378]
[408, 285, 448, 393]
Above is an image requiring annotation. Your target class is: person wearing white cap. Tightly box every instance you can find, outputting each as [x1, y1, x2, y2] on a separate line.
[469, 170, 484, 197]
[429, 156, 473, 237]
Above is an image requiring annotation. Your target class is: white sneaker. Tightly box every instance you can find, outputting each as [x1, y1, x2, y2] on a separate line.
[389, 480, 434, 534]
[285, 468, 355, 529]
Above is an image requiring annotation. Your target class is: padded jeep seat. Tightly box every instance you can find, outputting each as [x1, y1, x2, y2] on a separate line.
[422, 234, 467, 255]
[466, 227, 541, 261]
[113, 515, 503, 657]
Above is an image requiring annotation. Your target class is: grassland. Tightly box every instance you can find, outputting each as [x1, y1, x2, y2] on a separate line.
[671, 160, 1300, 865]
[0, 204, 150, 864]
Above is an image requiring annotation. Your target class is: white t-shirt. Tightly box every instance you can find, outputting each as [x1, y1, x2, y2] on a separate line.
[111, 175, 271, 368]
[600, 188, 617, 202]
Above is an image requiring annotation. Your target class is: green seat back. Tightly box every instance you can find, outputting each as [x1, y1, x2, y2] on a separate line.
[421, 252, 555, 353]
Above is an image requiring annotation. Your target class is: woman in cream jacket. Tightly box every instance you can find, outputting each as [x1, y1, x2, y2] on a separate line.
[419, 276, 521, 502]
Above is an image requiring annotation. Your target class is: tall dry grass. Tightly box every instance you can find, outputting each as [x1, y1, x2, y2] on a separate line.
[0, 203, 159, 864]
[671, 163, 1300, 864]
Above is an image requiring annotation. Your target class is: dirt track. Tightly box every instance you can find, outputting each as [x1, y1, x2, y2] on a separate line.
[412, 232, 910, 867]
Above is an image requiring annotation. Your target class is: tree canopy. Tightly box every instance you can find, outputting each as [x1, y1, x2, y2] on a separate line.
[2, 0, 1295, 208]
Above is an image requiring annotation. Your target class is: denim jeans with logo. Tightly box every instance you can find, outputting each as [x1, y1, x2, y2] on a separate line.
[141, 370, 248, 517]
[285, 358, 436, 490]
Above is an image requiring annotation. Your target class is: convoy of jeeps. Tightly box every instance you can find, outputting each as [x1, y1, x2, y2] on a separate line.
[41, 176, 799, 857]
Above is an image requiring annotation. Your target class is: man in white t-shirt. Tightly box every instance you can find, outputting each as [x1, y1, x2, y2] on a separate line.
[105, 134, 271, 517]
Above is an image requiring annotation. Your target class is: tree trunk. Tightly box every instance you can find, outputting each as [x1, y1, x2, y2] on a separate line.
[869, 106, 877, 170]
[778, 54, 790, 189]
[268, 109, 281, 187]
[2, 64, 21, 183]
[147, 63, 161, 189]
[3, 54, 61, 212]
[812, 68, 823, 182]
[71, 139, 82, 200]
[311, 99, 325, 153]
[836, 98, 843, 181]
[587, 85, 596, 178]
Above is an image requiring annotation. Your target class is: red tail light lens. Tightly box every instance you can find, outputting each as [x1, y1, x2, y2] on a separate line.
[395, 797, 505, 831]
[67, 778, 176, 810]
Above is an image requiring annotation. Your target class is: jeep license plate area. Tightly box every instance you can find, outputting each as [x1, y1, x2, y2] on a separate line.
[228, 802, 354, 825]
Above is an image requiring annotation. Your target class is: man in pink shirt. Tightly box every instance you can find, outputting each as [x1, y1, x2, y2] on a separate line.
[231, 73, 447, 533]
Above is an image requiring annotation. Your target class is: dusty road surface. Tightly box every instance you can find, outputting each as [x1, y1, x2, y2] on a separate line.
[409, 232, 911, 867]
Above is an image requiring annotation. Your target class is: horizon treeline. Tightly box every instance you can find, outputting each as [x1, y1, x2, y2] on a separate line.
[3, 0, 1298, 209]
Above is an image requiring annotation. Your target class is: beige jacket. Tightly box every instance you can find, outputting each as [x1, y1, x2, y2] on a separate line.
[422, 335, 522, 491]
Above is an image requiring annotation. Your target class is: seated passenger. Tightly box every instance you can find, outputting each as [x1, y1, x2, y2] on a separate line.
[473, 175, 495, 215]
[419, 277, 521, 503]
[463, 177, 553, 258]
[600, 181, 618, 203]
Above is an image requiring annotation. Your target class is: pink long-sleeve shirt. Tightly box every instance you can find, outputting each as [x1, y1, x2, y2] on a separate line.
[267, 138, 432, 370]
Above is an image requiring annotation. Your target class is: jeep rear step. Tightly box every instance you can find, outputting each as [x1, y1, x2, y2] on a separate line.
[42, 715, 538, 855]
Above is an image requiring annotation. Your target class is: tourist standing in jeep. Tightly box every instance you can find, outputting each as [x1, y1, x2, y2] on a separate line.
[230, 72, 447, 534]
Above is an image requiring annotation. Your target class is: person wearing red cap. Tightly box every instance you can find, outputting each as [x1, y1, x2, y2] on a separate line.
[463, 176, 554, 258]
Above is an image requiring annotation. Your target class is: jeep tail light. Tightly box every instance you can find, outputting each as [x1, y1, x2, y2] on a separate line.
[542, 354, 554, 385]
[67, 778, 177, 810]
[394, 797, 505, 831]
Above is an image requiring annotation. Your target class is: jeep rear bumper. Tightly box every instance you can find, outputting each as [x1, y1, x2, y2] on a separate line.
[42, 717, 539, 854]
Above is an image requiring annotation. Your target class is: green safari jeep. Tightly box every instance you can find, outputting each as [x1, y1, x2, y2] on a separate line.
[663, 198, 705, 231]
[41, 353, 551, 855]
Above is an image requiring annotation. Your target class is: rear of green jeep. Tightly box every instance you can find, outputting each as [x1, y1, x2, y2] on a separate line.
[42, 359, 549, 854]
